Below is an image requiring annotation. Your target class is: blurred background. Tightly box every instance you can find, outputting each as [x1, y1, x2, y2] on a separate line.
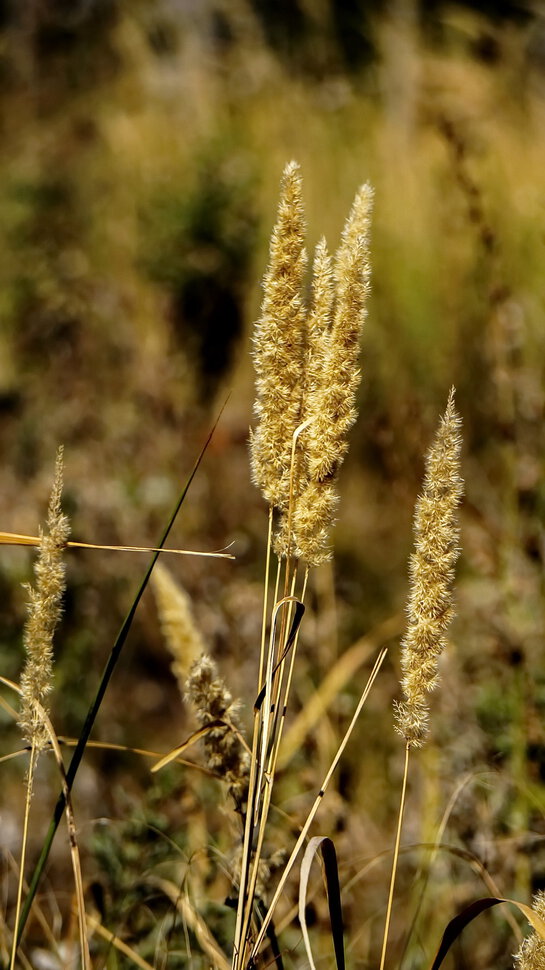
[1, 1, 545, 967]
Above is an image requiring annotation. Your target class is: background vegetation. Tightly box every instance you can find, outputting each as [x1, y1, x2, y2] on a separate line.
[1, 1, 545, 968]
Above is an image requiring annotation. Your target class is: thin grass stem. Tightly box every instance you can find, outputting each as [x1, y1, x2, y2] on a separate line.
[33, 700, 91, 970]
[257, 506, 274, 689]
[0, 532, 234, 559]
[379, 741, 411, 970]
[9, 743, 36, 970]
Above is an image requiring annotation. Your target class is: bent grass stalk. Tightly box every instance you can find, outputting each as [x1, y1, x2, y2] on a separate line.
[0, 532, 234, 559]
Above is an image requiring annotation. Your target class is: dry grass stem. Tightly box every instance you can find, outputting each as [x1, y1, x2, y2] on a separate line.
[249, 646, 388, 961]
[394, 388, 464, 747]
[0, 532, 234, 559]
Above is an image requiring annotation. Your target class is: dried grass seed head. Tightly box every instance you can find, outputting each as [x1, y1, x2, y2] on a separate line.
[395, 389, 464, 747]
[273, 236, 335, 560]
[292, 184, 373, 565]
[187, 654, 249, 810]
[151, 562, 205, 694]
[514, 892, 545, 970]
[251, 169, 374, 566]
[307, 184, 373, 485]
[250, 160, 307, 510]
[19, 447, 70, 751]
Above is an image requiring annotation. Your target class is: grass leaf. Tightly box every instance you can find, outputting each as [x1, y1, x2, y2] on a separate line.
[430, 896, 545, 970]
[299, 836, 345, 970]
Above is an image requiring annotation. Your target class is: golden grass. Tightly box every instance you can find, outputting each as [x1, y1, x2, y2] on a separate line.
[1, 8, 545, 968]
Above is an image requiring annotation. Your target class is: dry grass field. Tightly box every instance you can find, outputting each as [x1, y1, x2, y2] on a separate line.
[0, 3, 545, 968]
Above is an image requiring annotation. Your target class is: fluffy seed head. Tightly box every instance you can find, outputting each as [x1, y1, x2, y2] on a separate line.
[250, 168, 374, 566]
[289, 185, 373, 565]
[151, 562, 205, 694]
[394, 390, 463, 747]
[19, 447, 70, 751]
[307, 184, 373, 485]
[514, 892, 545, 969]
[250, 160, 307, 509]
[187, 654, 249, 811]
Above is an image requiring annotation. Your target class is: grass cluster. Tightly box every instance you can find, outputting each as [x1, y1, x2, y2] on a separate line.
[1, 154, 544, 970]
[0, 4, 544, 970]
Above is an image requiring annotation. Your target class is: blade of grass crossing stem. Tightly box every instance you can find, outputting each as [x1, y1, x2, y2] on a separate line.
[430, 897, 545, 970]
[17, 405, 227, 946]
[299, 837, 344, 970]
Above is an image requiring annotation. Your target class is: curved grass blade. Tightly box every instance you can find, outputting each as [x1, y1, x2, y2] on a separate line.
[299, 836, 344, 970]
[254, 599, 305, 711]
[430, 896, 545, 970]
[16, 405, 227, 947]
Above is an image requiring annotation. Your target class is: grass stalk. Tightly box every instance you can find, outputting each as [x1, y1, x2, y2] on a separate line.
[379, 741, 411, 970]
[9, 744, 36, 970]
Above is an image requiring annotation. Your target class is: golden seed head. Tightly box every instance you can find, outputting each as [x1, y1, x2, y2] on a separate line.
[250, 168, 373, 565]
[19, 447, 70, 751]
[307, 182, 373, 485]
[305, 237, 335, 401]
[290, 184, 373, 564]
[151, 562, 205, 694]
[250, 160, 307, 509]
[394, 389, 464, 747]
[187, 654, 249, 810]
[514, 892, 545, 970]
[152, 565, 250, 810]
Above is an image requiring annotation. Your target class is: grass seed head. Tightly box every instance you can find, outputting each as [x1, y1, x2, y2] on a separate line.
[294, 184, 373, 565]
[251, 169, 373, 566]
[394, 389, 464, 747]
[151, 562, 205, 694]
[250, 160, 307, 510]
[19, 447, 70, 752]
[187, 654, 249, 811]
[307, 184, 373, 485]
[514, 892, 545, 969]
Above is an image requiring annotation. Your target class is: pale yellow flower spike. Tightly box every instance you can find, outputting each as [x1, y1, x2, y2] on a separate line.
[250, 161, 307, 510]
[515, 892, 545, 970]
[395, 389, 464, 747]
[305, 236, 335, 400]
[151, 562, 206, 694]
[19, 447, 70, 752]
[292, 184, 373, 565]
[275, 236, 335, 561]
[307, 183, 373, 485]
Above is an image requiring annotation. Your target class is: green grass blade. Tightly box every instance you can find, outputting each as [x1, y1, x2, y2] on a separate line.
[16, 407, 226, 948]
